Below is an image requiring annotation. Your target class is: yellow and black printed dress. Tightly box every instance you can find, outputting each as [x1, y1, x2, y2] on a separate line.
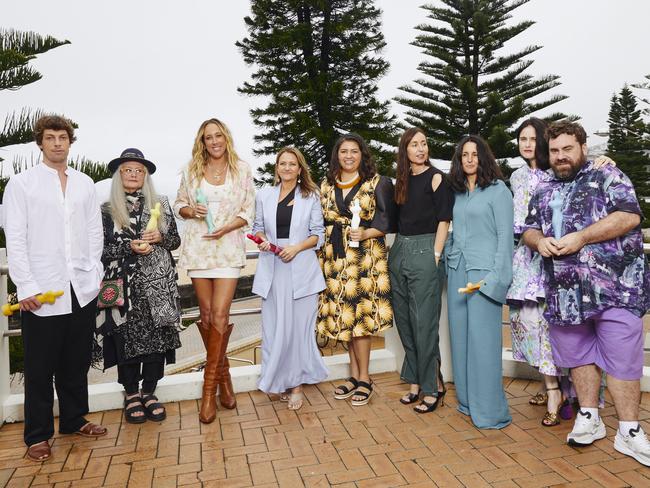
[317, 174, 396, 341]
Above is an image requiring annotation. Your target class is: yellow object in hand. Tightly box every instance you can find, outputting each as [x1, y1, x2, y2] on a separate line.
[458, 280, 484, 294]
[138, 202, 161, 250]
[2, 290, 65, 316]
[144, 202, 161, 232]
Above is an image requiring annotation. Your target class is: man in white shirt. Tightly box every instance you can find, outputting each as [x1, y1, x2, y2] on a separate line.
[3, 115, 107, 462]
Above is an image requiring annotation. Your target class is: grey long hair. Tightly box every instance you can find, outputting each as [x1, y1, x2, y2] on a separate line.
[108, 170, 166, 231]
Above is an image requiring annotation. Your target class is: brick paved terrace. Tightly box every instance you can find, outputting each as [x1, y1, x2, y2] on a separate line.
[1, 372, 650, 487]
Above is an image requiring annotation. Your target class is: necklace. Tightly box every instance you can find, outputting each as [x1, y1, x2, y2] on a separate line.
[336, 173, 361, 189]
[207, 163, 227, 179]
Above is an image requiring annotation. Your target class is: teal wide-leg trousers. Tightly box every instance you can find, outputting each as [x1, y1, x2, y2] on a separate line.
[389, 233, 444, 397]
[447, 255, 511, 429]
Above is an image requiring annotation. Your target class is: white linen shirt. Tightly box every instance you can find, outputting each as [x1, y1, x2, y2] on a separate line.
[3, 163, 104, 316]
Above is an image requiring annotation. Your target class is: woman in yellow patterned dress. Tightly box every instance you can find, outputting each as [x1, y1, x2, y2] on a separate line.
[318, 133, 396, 406]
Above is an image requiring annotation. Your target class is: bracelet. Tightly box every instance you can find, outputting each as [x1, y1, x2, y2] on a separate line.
[434, 251, 442, 257]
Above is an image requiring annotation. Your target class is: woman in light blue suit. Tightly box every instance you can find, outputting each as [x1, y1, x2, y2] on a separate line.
[446, 135, 514, 429]
[252, 147, 328, 410]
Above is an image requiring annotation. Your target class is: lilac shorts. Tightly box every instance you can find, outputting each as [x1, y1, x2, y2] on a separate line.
[548, 308, 644, 380]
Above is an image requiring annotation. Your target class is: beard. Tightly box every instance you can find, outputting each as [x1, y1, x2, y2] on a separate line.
[551, 154, 586, 181]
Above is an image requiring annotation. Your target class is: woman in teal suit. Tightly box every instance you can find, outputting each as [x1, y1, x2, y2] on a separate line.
[446, 135, 513, 429]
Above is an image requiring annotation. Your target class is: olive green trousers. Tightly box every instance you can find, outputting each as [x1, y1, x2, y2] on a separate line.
[388, 233, 444, 396]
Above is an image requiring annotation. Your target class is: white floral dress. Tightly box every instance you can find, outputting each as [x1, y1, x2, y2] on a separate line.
[506, 165, 561, 376]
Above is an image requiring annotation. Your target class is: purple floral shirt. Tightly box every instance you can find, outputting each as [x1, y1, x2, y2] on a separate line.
[524, 161, 650, 326]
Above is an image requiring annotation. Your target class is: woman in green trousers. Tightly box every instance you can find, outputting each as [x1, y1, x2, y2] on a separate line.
[389, 127, 454, 413]
[446, 135, 513, 429]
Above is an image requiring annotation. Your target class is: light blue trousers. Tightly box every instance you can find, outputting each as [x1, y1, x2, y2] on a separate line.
[447, 255, 512, 429]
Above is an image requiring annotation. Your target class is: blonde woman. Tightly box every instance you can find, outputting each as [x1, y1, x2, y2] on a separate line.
[252, 147, 328, 410]
[174, 118, 255, 423]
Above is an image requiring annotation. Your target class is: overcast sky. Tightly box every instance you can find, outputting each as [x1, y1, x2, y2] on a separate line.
[2, 0, 649, 198]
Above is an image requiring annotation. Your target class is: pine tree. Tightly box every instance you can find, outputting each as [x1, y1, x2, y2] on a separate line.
[632, 74, 650, 142]
[396, 0, 570, 160]
[237, 0, 398, 184]
[606, 85, 650, 222]
[632, 74, 650, 117]
[0, 29, 71, 157]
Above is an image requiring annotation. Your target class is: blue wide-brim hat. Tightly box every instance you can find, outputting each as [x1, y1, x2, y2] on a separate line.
[108, 148, 156, 174]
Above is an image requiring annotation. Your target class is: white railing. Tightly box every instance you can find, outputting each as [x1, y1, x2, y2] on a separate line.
[0, 249, 10, 424]
[2, 246, 650, 423]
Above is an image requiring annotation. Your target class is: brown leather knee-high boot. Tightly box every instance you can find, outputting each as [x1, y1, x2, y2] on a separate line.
[196, 320, 209, 348]
[218, 323, 236, 409]
[199, 325, 227, 424]
[219, 324, 237, 409]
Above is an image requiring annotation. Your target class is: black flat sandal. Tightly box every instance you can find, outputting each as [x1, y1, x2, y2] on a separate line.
[351, 381, 374, 406]
[141, 393, 166, 422]
[400, 389, 421, 405]
[334, 377, 359, 400]
[414, 396, 442, 414]
[124, 395, 147, 424]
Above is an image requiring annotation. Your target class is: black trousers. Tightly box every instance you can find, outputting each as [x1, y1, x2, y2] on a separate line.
[21, 288, 97, 446]
[117, 358, 164, 395]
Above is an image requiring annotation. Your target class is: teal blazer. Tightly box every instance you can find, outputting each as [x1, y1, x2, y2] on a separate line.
[446, 180, 514, 304]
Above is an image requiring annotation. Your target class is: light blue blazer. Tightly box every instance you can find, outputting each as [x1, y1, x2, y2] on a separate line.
[251, 185, 326, 300]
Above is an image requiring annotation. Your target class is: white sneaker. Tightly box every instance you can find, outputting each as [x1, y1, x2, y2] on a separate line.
[567, 409, 606, 446]
[614, 425, 650, 467]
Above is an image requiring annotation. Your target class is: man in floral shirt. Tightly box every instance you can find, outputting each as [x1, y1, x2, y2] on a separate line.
[523, 121, 650, 466]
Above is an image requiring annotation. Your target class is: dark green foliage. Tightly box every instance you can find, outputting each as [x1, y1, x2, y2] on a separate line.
[396, 0, 571, 160]
[237, 0, 398, 184]
[632, 74, 650, 117]
[498, 158, 514, 186]
[0, 28, 70, 161]
[0, 108, 43, 148]
[0, 28, 70, 90]
[632, 74, 650, 143]
[606, 85, 650, 222]
[9, 336, 23, 375]
[69, 157, 112, 183]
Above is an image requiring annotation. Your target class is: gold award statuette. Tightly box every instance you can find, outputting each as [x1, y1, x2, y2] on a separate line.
[458, 280, 484, 294]
[138, 202, 161, 250]
[2, 290, 65, 316]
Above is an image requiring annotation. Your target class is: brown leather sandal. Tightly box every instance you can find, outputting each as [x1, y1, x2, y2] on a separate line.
[26, 441, 51, 462]
[75, 422, 108, 437]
